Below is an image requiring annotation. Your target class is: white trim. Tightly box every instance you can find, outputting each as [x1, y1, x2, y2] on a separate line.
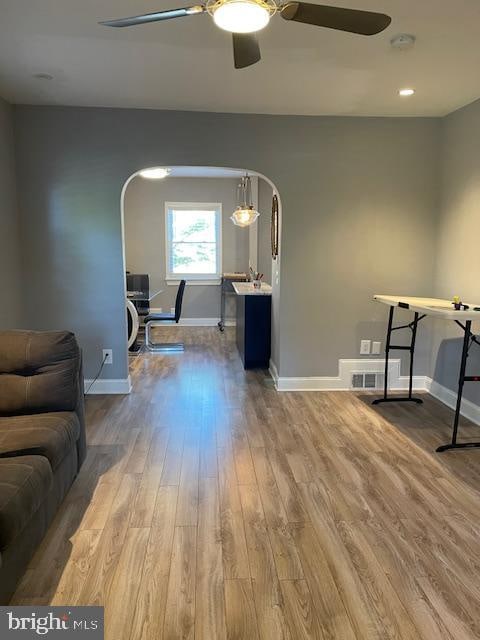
[121, 166, 282, 401]
[249, 176, 259, 271]
[166, 279, 221, 286]
[425, 377, 480, 426]
[165, 201, 222, 281]
[273, 359, 426, 392]
[271, 359, 480, 427]
[396, 375, 429, 390]
[269, 359, 279, 386]
[147, 313, 235, 327]
[84, 376, 132, 395]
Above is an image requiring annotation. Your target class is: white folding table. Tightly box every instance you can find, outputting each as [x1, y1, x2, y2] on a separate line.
[373, 295, 480, 452]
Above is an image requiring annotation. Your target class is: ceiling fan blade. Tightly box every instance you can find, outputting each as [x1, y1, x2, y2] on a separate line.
[232, 33, 261, 69]
[280, 3, 391, 35]
[100, 5, 205, 27]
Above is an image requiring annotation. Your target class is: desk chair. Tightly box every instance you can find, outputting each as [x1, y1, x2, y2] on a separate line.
[144, 280, 186, 352]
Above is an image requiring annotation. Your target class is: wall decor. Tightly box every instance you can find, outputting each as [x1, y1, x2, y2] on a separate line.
[271, 194, 279, 259]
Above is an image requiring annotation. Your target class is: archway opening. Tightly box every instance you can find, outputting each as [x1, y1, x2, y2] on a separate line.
[119, 165, 282, 382]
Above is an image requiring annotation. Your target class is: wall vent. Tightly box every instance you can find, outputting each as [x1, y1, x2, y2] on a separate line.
[364, 373, 377, 389]
[351, 372, 384, 390]
[352, 374, 364, 389]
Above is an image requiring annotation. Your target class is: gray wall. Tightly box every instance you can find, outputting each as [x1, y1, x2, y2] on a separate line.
[278, 117, 440, 376]
[124, 176, 249, 319]
[13, 105, 440, 381]
[431, 97, 480, 402]
[0, 97, 21, 328]
[257, 178, 273, 285]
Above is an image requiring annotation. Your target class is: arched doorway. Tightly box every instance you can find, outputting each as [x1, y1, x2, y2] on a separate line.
[120, 165, 282, 380]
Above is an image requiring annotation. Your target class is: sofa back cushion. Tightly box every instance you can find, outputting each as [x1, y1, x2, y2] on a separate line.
[0, 331, 81, 416]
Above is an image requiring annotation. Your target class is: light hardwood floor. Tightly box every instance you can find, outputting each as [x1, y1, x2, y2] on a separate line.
[11, 327, 480, 639]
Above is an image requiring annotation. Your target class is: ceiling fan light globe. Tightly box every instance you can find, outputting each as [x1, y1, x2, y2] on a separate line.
[213, 0, 270, 33]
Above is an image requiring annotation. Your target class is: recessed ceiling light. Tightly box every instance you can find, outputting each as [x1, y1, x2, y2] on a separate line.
[399, 88, 415, 97]
[32, 73, 54, 81]
[139, 167, 171, 180]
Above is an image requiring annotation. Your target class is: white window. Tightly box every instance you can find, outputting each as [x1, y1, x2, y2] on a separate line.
[165, 202, 222, 283]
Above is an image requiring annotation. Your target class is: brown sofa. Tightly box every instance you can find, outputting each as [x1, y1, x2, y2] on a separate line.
[0, 330, 86, 603]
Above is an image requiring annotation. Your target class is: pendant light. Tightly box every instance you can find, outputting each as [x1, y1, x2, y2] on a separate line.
[230, 174, 260, 227]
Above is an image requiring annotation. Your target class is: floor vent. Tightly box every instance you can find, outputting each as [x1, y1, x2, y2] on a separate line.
[351, 373, 384, 390]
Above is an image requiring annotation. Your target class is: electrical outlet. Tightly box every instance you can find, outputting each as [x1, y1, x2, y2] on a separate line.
[102, 349, 113, 365]
[360, 340, 371, 355]
[372, 341, 382, 355]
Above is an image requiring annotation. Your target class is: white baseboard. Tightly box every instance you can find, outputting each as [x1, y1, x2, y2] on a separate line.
[269, 359, 279, 386]
[396, 375, 429, 390]
[147, 312, 235, 327]
[273, 359, 421, 392]
[84, 376, 132, 395]
[271, 359, 480, 426]
[178, 318, 236, 327]
[425, 377, 480, 426]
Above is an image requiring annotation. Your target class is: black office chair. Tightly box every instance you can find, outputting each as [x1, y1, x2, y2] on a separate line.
[144, 280, 186, 352]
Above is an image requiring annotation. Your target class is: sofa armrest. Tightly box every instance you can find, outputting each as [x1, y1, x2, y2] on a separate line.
[75, 355, 87, 469]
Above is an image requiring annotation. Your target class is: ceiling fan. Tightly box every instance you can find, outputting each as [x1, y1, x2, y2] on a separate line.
[100, 2, 391, 69]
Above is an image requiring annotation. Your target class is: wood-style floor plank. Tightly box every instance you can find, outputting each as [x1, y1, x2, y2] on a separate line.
[217, 444, 250, 580]
[163, 525, 197, 640]
[224, 579, 260, 640]
[104, 527, 150, 640]
[11, 326, 480, 640]
[129, 485, 178, 640]
[195, 477, 227, 640]
[239, 483, 291, 640]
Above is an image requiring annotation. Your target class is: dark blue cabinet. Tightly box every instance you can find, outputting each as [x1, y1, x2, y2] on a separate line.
[236, 294, 271, 369]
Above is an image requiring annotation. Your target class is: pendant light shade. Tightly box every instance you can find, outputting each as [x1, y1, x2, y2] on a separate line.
[230, 207, 260, 227]
[231, 174, 260, 227]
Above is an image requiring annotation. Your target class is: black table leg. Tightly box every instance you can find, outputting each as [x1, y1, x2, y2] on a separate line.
[373, 306, 423, 406]
[408, 312, 420, 399]
[436, 320, 480, 452]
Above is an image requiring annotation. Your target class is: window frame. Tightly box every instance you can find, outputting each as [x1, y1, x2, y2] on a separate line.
[165, 201, 223, 285]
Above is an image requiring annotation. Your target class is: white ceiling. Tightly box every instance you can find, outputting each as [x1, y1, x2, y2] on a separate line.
[1, 0, 480, 116]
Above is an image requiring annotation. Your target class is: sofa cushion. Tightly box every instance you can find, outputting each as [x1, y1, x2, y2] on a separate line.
[0, 455, 53, 550]
[0, 331, 81, 416]
[0, 413, 80, 471]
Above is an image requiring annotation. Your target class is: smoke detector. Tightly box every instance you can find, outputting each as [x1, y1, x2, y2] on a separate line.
[32, 73, 54, 81]
[390, 34, 416, 51]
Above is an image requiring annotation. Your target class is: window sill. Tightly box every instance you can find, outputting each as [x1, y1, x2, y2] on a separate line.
[166, 278, 221, 286]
